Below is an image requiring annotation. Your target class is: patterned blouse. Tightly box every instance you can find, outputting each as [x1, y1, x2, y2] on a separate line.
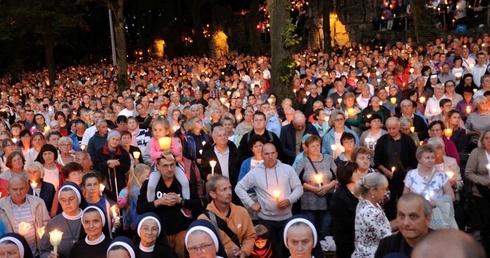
[352, 199, 392, 258]
[404, 168, 449, 202]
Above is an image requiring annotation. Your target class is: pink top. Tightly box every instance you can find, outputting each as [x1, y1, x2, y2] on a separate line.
[149, 137, 181, 164]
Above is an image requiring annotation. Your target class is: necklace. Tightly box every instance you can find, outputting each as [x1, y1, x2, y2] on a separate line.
[63, 211, 82, 244]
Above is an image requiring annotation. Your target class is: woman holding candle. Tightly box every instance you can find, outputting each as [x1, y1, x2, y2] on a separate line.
[40, 182, 86, 258]
[35, 144, 64, 191]
[25, 132, 45, 167]
[134, 212, 176, 258]
[69, 206, 112, 258]
[465, 130, 490, 255]
[117, 164, 150, 233]
[295, 135, 337, 240]
[235, 110, 254, 136]
[465, 96, 490, 152]
[182, 116, 211, 165]
[120, 131, 144, 166]
[26, 161, 56, 212]
[340, 93, 362, 135]
[0, 151, 26, 180]
[403, 144, 457, 229]
[455, 73, 478, 96]
[321, 110, 359, 159]
[424, 83, 449, 123]
[455, 87, 475, 121]
[360, 96, 391, 130]
[29, 114, 49, 135]
[444, 110, 468, 153]
[0, 233, 34, 258]
[451, 56, 466, 85]
[18, 129, 32, 157]
[352, 173, 393, 258]
[360, 114, 387, 150]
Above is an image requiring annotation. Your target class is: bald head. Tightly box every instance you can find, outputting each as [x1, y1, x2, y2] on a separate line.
[386, 117, 401, 138]
[292, 111, 306, 131]
[412, 229, 485, 258]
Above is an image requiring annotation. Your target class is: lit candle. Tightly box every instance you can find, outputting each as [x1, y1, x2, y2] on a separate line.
[272, 190, 281, 204]
[293, 89, 297, 94]
[236, 114, 242, 121]
[409, 68, 414, 74]
[99, 184, 105, 196]
[12, 138, 17, 144]
[49, 229, 63, 255]
[313, 174, 323, 188]
[267, 98, 273, 105]
[410, 126, 415, 133]
[466, 106, 472, 114]
[199, 149, 203, 155]
[202, 141, 206, 146]
[110, 205, 120, 233]
[81, 144, 86, 151]
[419, 141, 424, 146]
[391, 167, 396, 174]
[44, 126, 50, 133]
[469, 64, 474, 70]
[133, 151, 140, 159]
[337, 99, 342, 105]
[431, 108, 437, 114]
[390, 97, 397, 104]
[419, 96, 426, 104]
[30, 181, 38, 189]
[331, 145, 337, 151]
[37, 226, 45, 239]
[455, 72, 462, 79]
[366, 114, 372, 119]
[347, 108, 355, 117]
[444, 128, 453, 138]
[209, 160, 217, 175]
[473, 88, 478, 93]
[18, 222, 31, 236]
[158, 137, 171, 150]
[446, 171, 455, 179]
[303, 98, 307, 104]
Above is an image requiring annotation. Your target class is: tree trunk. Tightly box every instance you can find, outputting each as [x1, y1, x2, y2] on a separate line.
[246, 0, 262, 55]
[268, 0, 291, 99]
[42, 24, 56, 88]
[336, 0, 377, 44]
[324, 0, 332, 50]
[410, 0, 432, 43]
[308, 0, 325, 49]
[109, 0, 129, 94]
[188, 0, 208, 55]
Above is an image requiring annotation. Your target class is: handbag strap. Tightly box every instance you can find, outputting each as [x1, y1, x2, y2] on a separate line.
[421, 169, 437, 196]
[306, 155, 337, 181]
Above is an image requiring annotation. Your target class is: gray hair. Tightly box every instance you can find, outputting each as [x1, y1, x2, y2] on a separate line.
[353, 173, 388, 198]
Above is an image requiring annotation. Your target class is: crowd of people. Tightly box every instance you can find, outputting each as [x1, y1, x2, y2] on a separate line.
[0, 32, 489, 258]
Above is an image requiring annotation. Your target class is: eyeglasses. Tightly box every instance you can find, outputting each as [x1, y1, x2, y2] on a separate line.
[187, 243, 214, 253]
[159, 163, 176, 170]
[334, 118, 345, 122]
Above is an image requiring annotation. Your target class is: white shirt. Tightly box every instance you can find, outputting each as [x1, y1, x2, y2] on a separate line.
[471, 64, 488, 87]
[214, 146, 230, 178]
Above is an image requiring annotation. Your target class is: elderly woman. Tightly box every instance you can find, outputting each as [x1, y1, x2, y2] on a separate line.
[93, 131, 130, 202]
[403, 145, 457, 229]
[57, 137, 75, 166]
[183, 116, 211, 165]
[283, 216, 319, 258]
[236, 109, 254, 135]
[120, 131, 144, 166]
[35, 144, 64, 191]
[0, 151, 26, 180]
[295, 135, 337, 240]
[465, 130, 490, 255]
[322, 110, 359, 159]
[134, 213, 176, 258]
[465, 96, 490, 151]
[399, 116, 420, 146]
[340, 93, 363, 135]
[69, 206, 112, 258]
[0, 233, 34, 258]
[26, 161, 56, 211]
[352, 173, 393, 258]
[360, 96, 391, 130]
[425, 84, 448, 123]
[40, 182, 85, 258]
[335, 132, 357, 165]
[360, 114, 387, 149]
[185, 219, 227, 258]
[427, 121, 461, 165]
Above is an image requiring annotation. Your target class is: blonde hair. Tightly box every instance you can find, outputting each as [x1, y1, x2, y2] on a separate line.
[26, 161, 45, 178]
[152, 117, 170, 137]
[126, 164, 150, 209]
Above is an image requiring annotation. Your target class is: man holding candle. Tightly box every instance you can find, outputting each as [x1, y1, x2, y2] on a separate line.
[374, 117, 417, 220]
[235, 143, 303, 254]
[0, 175, 50, 257]
[200, 126, 241, 204]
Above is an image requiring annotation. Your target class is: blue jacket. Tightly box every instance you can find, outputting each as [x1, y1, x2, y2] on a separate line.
[68, 131, 82, 152]
[321, 126, 360, 155]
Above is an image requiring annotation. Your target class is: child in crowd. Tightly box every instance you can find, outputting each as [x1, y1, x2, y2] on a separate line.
[250, 224, 275, 258]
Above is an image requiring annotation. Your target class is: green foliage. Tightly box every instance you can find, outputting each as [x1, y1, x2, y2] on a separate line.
[278, 57, 295, 84]
[283, 20, 301, 49]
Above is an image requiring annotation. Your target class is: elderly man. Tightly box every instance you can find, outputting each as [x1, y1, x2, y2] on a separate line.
[198, 175, 256, 258]
[137, 154, 202, 258]
[280, 111, 319, 165]
[374, 117, 417, 220]
[235, 143, 303, 253]
[0, 175, 50, 257]
[411, 229, 486, 258]
[375, 194, 432, 257]
[80, 110, 105, 147]
[86, 118, 109, 161]
[201, 126, 241, 204]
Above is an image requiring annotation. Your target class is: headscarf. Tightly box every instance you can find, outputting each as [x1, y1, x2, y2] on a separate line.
[0, 233, 34, 258]
[107, 236, 136, 258]
[283, 215, 318, 248]
[185, 219, 227, 258]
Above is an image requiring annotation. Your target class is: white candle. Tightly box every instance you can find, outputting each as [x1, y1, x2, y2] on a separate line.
[81, 144, 86, 151]
[446, 171, 455, 179]
[133, 151, 140, 159]
[272, 190, 281, 204]
[49, 229, 63, 255]
[209, 160, 217, 175]
[313, 174, 323, 188]
[18, 222, 31, 236]
[37, 226, 45, 239]
[30, 181, 38, 189]
[110, 205, 120, 233]
[99, 184, 105, 196]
